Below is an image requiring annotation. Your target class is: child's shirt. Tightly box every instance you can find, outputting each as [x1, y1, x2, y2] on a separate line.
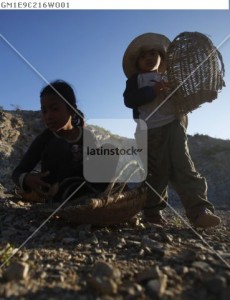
[124, 72, 176, 129]
[12, 127, 97, 191]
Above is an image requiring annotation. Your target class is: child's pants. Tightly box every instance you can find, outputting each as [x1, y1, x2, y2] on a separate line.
[135, 119, 215, 221]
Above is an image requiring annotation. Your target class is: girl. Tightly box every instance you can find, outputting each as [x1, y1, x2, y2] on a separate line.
[12, 80, 105, 202]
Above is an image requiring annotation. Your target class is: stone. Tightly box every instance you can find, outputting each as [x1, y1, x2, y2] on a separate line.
[87, 277, 118, 295]
[136, 266, 161, 283]
[141, 235, 164, 252]
[146, 274, 167, 297]
[205, 276, 227, 294]
[92, 261, 121, 281]
[192, 261, 214, 272]
[4, 261, 29, 281]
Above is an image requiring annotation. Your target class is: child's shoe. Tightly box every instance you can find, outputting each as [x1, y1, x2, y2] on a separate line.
[143, 210, 167, 226]
[190, 208, 221, 229]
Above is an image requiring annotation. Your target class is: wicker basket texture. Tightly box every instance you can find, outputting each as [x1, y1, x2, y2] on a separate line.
[56, 186, 147, 225]
[166, 31, 225, 115]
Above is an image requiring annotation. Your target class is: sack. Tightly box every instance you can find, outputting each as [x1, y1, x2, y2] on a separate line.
[166, 31, 225, 115]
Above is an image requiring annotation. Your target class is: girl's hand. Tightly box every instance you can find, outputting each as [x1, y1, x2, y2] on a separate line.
[153, 81, 170, 95]
[24, 171, 51, 196]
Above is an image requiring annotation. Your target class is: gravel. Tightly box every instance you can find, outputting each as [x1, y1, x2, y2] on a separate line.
[0, 196, 229, 300]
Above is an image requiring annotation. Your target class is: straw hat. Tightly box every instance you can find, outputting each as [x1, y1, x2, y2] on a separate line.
[122, 32, 170, 78]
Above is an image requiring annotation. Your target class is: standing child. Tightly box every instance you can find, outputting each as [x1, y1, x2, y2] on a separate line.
[12, 80, 108, 202]
[122, 33, 220, 228]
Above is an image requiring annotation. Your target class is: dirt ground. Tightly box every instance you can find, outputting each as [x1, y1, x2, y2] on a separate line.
[0, 196, 229, 300]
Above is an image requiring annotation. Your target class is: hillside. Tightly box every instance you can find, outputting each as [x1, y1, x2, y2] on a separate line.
[0, 110, 230, 208]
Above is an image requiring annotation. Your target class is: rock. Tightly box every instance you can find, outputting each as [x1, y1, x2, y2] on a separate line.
[126, 239, 141, 247]
[146, 274, 167, 298]
[86, 234, 99, 245]
[136, 266, 161, 283]
[87, 277, 118, 295]
[192, 261, 214, 273]
[92, 261, 121, 281]
[175, 265, 189, 276]
[123, 282, 143, 295]
[149, 227, 173, 243]
[141, 235, 164, 253]
[205, 276, 227, 294]
[179, 249, 198, 262]
[4, 261, 29, 281]
[87, 261, 121, 295]
[20, 253, 29, 262]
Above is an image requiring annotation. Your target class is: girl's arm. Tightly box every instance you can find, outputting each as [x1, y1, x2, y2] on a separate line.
[12, 129, 51, 191]
[123, 74, 157, 109]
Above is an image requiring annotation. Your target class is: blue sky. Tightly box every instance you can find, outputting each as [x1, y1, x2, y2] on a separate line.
[0, 10, 229, 139]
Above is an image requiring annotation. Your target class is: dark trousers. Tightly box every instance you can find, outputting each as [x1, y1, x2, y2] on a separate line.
[136, 120, 214, 220]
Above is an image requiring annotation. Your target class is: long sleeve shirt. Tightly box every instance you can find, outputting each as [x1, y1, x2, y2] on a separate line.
[12, 127, 97, 191]
[123, 73, 176, 129]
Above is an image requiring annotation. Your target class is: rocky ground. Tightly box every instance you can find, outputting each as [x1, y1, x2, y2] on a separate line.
[0, 110, 230, 299]
[0, 196, 229, 300]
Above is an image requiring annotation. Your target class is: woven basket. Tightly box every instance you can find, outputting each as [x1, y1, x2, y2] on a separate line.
[166, 31, 225, 115]
[54, 186, 146, 225]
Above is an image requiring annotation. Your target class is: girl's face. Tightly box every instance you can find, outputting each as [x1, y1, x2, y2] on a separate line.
[137, 49, 162, 73]
[41, 94, 73, 133]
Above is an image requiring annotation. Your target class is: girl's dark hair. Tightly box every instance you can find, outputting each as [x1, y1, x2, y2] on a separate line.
[40, 80, 84, 127]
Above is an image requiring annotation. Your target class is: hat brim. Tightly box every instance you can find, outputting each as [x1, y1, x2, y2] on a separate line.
[122, 33, 170, 78]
